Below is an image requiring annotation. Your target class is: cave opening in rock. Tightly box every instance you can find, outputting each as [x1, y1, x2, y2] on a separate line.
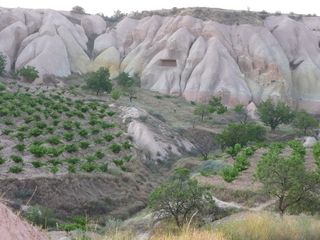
[158, 59, 177, 67]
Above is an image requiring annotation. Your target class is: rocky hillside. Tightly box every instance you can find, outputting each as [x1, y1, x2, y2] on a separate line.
[1, 7, 320, 113]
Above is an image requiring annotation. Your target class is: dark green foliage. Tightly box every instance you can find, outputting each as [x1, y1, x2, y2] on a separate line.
[112, 159, 124, 166]
[216, 122, 266, 149]
[31, 161, 45, 168]
[33, 114, 41, 121]
[90, 127, 100, 135]
[254, 144, 320, 215]
[99, 163, 109, 172]
[17, 126, 30, 132]
[47, 166, 58, 174]
[28, 145, 47, 157]
[3, 119, 15, 125]
[74, 121, 82, 129]
[84, 156, 96, 162]
[94, 149, 105, 159]
[28, 128, 43, 137]
[81, 162, 98, 172]
[107, 111, 116, 117]
[18, 64, 40, 81]
[45, 127, 55, 134]
[34, 122, 47, 129]
[79, 141, 91, 149]
[256, 99, 295, 132]
[84, 67, 113, 95]
[220, 167, 239, 183]
[60, 216, 88, 232]
[63, 132, 75, 141]
[11, 132, 26, 141]
[62, 120, 73, 130]
[93, 138, 104, 144]
[108, 143, 122, 153]
[122, 141, 133, 149]
[51, 120, 61, 126]
[31, 140, 44, 146]
[148, 167, 215, 228]
[0, 157, 6, 164]
[47, 147, 64, 157]
[13, 143, 27, 152]
[100, 122, 116, 129]
[0, 52, 7, 76]
[46, 136, 62, 145]
[120, 165, 127, 171]
[139, 115, 148, 122]
[114, 131, 122, 137]
[47, 159, 63, 166]
[2, 129, 15, 135]
[292, 109, 318, 134]
[10, 155, 23, 163]
[66, 165, 76, 173]
[123, 154, 133, 162]
[24, 116, 34, 123]
[64, 144, 78, 153]
[78, 129, 89, 137]
[103, 133, 115, 142]
[64, 157, 80, 165]
[8, 166, 24, 173]
[225, 143, 242, 159]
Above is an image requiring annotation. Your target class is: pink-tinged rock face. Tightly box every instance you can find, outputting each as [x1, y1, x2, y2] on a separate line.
[0, 203, 49, 240]
[3, 7, 320, 111]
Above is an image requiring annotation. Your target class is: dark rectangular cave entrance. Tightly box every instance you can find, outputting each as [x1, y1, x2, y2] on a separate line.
[158, 59, 177, 67]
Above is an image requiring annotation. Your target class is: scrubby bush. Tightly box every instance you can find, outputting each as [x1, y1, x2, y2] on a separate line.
[10, 155, 23, 163]
[64, 144, 78, 153]
[79, 141, 91, 149]
[95, 149, 105, 159]
[17, 65, 39, 82]
[63, 132, 75, 141]
[78, 129, 89, 137]
[103, 133, 115, 142]
[13, 143, 27, 152]
[8, 166, 24, 173]
[108, 143, 122, 153]
[31, 161, 45, 168]
[81, 162, 98, 172]
[0, 52, 7, 76]
[28, 145, 48, 157]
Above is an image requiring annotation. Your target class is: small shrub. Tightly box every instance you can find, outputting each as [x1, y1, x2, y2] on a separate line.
[0, 157, 6, 164]
[51, 120, 61, 126]
[11, 132, 26, 141]
[112, 159, 124, 166]
[64, 157, 80, 165]
[94, 138, 104, 144]
[3, 119, 15, 125]
[47, 159, 63, 166]
[62, 120, 73, 130]
[45, 127, 55, 134]
[139, 115, 148, 122]
[103, 133, 115, 142]
[123, 154, 133, 162]
[110, 90, 121, 100]
[64, 144, 78, 153]
[84, 156, 96, 162]
[31, 161, 45, 168]
[78, 129, 89, 137]
[95, 150, 105, 159]
[47, 147, 64, 157]
[99, 163, 109, 172]
[2, 129, 15, 135]
[63, 132, 75, 141]
[81, 162, 98, 172]
[122, 141, 133, 149]
[0, 84, 6, 91]
[66, 165, 76, 173]
[8, 166, 24, 173]
[10, 155, 23, 163]
[108, 143, 122, 153]
[114, 131, 122, 137]
[14, 189, 32, 198]
[29, 128, 43, 137]
[47, 166, 58, 174]
[31, 140, 44, 146]
[28, 145, 48, 157]
[79, 141, 91, 149]
[17, 126, 30, 132]
[107, 111, 116, 117]
[34, 122, 47, 129]
[13, 143, 27, 152]
[90, 127, 101, 135]
[154, 95, 162, 99]
[33, 114, 41, 121]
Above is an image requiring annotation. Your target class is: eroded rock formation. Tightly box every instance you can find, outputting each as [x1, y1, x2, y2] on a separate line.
[1, 7, 320, 111]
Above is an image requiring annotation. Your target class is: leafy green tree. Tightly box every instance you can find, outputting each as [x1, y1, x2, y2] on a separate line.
[17, 65, 39, 82]
[115, 72, 139, 102]
[254, 145, 320, 216]
[256, 99, 295, 132]
[216, 122, 266, 149]
[84, 67, 113, 95]
[292, 109, 318, 134]
[148, 167, 215, 228]
[110, 90, 121, 100]
[71, 5, 85, 14]
[194, 104, 210, 121]
[193, 97, 226, 121]
[0, 52, 7, 76]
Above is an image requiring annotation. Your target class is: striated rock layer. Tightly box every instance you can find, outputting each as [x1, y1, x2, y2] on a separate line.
[2, 7, 320, 112]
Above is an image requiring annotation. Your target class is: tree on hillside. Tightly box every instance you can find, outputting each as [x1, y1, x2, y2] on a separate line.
[17, 65, 39, 82]
[186, 129, 218, 160]
[216, 122, 266, 150]
[292, 109, 318, 134]
[71, 6, 85, 14]
[115, 71, 139, 102]
[232, 104, 248, 123]
[193, 96, 226, 121]
[0, 52, 7, 77]
[256, 99, 295, 132]
[84, 67, 113, 96]
[254, 144, 320, 216]
[147, 167, 215, 228]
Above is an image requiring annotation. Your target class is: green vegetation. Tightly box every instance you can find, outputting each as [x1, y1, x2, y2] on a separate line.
[83, 67, 113, 95]
[0, 52, 7, 76]
[292, 109, 318, 134]
[148, 167, 215, 228]
[256, 99, 295, 132]
[17, 65, 39, 82]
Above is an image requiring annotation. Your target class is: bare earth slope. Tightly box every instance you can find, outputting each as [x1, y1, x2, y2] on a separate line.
[1, 7, 320, 111]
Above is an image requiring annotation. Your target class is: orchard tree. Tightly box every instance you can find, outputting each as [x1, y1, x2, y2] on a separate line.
[193, 96, 226, 121]
[216, 122, 266, 149]
[254, 143, 320, 216]
[84, 67, 113, 95]
[193, 104, 210, 121]
[256, 99, 295, 132]
[292, 109, 318, 134]
[0, 52, 7, 76]
[148, 167, 215, 228]
[17, 65, 39, 82]
[115, 71, 139, 102]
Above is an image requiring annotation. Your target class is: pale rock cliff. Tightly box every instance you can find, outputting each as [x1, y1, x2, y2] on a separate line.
[1, 7, 320, 111]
